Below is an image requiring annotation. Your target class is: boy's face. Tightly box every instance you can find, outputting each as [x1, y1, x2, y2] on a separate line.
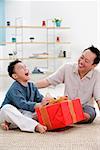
[12, 62, 30, 82]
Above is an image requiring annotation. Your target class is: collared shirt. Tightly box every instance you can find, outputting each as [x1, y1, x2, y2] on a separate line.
[47, 63, 100, 106]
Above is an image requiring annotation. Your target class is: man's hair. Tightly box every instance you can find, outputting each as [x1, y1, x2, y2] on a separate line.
[8, 59, 22, 77]
[84, 45, 100, 65]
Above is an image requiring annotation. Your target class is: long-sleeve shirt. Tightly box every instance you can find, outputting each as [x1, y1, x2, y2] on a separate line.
[1, 81, 43, 112]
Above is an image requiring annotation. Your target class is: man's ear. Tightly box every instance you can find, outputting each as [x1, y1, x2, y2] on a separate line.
[12, 73, 17, 79]
[92, 64, 97, 69]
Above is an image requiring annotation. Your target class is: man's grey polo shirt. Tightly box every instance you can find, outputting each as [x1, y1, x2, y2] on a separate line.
[47, 63, 100, 107]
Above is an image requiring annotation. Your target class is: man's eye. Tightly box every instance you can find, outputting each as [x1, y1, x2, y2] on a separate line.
[85, 60, 89, 63]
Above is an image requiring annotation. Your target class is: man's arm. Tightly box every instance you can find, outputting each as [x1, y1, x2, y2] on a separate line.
[36, 79, 51, 89]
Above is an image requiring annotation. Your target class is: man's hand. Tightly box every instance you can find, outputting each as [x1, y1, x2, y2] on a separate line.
[96, 100, 100, 110]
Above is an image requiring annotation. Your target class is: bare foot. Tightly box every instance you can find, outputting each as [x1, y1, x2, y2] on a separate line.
[1, 121, 10, 130]
[35, 124, 47, 133]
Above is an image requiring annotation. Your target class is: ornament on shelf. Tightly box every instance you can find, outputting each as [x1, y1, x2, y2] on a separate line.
[8, 53, 13, 59]
[52, 18, 62, 27]
[42, 20, 46, 27]
[56, 36, 60, 42]
[7, 21, 10, 26]
[63, 51, 66, 57]
[29, 37, 35, 42]
[12, 37, 16, 43]
[59, 50, 64, 57]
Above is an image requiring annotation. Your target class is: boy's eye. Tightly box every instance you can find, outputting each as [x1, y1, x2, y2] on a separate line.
[19, 66, 24, 70]
[16, 66, 25, 71]
[80, 56, 84, 59]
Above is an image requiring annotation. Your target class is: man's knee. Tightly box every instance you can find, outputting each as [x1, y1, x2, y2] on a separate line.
[83, 105, 96, 123]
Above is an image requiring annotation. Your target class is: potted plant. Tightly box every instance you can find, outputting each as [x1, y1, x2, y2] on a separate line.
[52, 18, 62, 27]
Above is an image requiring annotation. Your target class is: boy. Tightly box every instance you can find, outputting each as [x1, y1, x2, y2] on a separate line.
[0, 59, 48, 133]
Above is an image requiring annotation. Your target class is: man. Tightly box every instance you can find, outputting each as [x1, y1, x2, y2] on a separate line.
[36, 45, 100, 123]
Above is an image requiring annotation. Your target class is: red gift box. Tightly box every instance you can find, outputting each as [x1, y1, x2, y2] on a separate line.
[35, 98, 85, 130]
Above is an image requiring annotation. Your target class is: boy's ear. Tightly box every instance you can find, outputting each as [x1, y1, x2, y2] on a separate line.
[12, 73, 17, 79]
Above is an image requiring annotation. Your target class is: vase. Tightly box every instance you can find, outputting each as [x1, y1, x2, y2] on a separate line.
[12, 37, 16, 42]
[55, 21, 61, 27]
[42, 21, 46, 27]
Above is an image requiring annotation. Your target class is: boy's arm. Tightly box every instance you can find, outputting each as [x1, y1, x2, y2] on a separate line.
[8, 90, 38, 112]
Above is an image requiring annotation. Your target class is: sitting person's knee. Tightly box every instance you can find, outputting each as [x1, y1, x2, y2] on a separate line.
[83, 105, 96, 124]
[1, 104, 13, 112]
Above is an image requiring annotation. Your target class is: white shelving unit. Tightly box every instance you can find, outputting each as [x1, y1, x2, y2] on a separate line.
[0, 20, 71, 79]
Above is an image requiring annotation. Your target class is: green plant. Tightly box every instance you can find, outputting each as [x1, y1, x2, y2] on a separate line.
[52, 18, 62, 23]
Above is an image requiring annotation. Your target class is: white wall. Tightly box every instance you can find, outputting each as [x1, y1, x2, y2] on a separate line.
[4, 0, 99, 62]
[0, 0, 100, 92]
[97, 0, 100, 48]
[0, 0, 99, 74]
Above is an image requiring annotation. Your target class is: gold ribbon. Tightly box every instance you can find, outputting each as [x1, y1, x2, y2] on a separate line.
[46, 96, 68, 105]
[67, 100, 77, 123]
[40, 107, 52, 130]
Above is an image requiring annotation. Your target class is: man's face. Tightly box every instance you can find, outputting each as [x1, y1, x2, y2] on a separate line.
[78, 49, 97, 74]
[13, 62, 30, 82]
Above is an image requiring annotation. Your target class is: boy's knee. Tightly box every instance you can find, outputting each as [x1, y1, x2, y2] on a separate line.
[1, 104, 13, 113]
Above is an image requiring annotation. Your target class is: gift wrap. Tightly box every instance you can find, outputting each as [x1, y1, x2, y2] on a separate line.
[35, 97, 85, 130]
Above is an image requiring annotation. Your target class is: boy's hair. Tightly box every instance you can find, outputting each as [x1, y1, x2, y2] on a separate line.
[84, 45, 100, 65]
[8, 59, 22, 77]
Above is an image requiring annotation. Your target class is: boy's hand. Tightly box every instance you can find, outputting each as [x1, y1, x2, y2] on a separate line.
[41, 97, 51, 106]
[34, 103, 42, 109]
[35, 95, 52, 109]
